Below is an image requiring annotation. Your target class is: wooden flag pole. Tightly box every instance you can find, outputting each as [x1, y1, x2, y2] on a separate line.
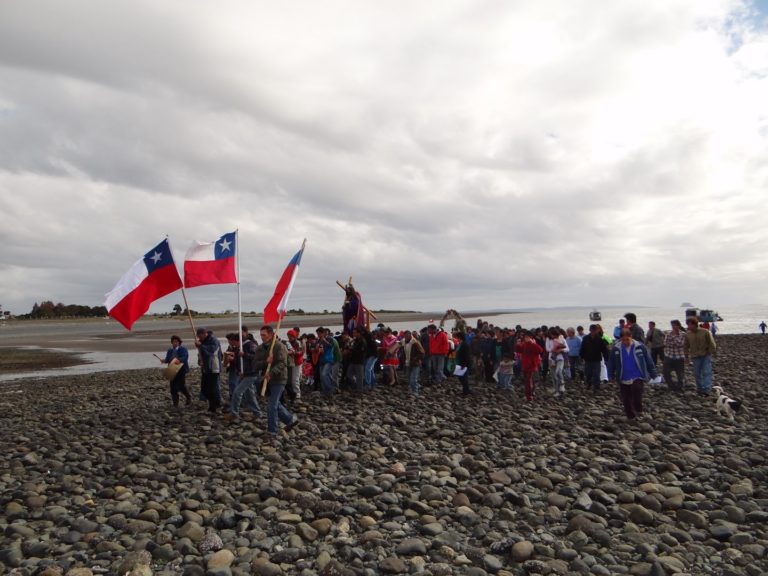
[180, 286, 197, 339]
[259, 238, 307, 396]
[165, 235, 196, 339]
[260, 318, 283, 397]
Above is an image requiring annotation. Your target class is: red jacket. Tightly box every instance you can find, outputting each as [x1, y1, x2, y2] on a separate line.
[429, 330, 450, 356]
[518, 340, 543, 372]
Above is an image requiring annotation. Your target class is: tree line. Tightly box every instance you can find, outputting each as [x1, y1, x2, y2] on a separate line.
[22, 301, 108, 319]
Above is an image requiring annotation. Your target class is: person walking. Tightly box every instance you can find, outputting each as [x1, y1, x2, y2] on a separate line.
[403, 330, 425, 395]
[226, 327, 262, 421]
[362, 328, 379, 390]
[161, 335, 191, 407]
[623, 313, 645, 341]
[255, 325, 299, 441]
[663, 320, 686, 392]
[455, 332, 472, 396]
[565, 327, 582, 382]
[684, 317, 717, 395]
[427, 325, 450, 385]
[380, 328, 400, 386]
[645, 321, 665, 365]
[317, 328, 337, 395]
[579, 324, 609, 393]
[548, 327, 569, 397]
[497, 354, 515, 390]
[607, 329, 657, 421]
[195, 327, 223, 413]
[518, 331, 544, 401]
[347, 327, 367, 391]
[285, 329, 304, 402]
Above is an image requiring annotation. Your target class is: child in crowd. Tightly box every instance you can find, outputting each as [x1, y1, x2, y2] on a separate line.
[497, 354, 515, 390]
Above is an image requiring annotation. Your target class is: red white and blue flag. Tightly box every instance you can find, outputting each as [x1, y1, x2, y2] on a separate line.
[263, 241, 306, 325]
[183, 231, 238, 288]
[105, 239, 183, 330]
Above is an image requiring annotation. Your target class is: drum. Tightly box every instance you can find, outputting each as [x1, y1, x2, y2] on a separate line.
[163, 358, 183, 380]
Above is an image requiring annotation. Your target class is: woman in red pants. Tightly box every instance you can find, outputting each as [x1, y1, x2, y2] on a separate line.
[518, 331, 544, 401]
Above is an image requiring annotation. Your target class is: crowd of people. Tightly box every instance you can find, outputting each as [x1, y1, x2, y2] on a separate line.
[159, 310, 719, 431]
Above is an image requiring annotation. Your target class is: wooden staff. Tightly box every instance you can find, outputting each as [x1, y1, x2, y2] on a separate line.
[164, 237, 196, 339]
[260, 318, 283, 397]
[180, 286, 197, 340]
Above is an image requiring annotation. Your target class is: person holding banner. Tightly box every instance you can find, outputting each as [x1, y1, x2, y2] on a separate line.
[161, 335, 191, 407]
[255, 325, 299, 440]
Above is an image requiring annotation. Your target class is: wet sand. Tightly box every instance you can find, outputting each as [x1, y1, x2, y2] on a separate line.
[0, 312, 469, 355]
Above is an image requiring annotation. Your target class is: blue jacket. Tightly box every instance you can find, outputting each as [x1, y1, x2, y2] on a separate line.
[607, 340, 657, 382]
[197, 332, 223, 374]
[164, 345, 189, 375]
[565, 336, 582, 357]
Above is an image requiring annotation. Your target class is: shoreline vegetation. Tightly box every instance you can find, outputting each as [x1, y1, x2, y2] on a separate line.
[0, 334, 766, 575]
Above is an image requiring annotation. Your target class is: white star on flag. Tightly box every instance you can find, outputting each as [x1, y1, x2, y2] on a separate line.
[219, 238, 232, 252]
[150, 251, 162, 264]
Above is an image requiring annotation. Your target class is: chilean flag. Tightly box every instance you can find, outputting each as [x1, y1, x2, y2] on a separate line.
[105, 239, 183, 330]
[183, 231, 238, 288]
[263, 241, 306, 325]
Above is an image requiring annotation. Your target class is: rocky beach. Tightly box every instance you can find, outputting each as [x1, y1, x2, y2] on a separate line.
[1, 334, 767, 576]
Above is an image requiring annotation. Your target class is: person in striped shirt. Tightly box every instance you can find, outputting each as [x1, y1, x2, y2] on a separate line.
[663, 319, 686, 392]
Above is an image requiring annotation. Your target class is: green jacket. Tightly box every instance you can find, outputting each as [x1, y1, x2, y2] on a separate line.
[254, 338, 288, 384]
[684, 328, 716, 358]
[331, 337, 342, 363]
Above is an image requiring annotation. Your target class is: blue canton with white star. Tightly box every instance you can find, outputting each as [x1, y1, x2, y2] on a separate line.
[214, 232, 236, 260]
[143, 239, 175, 273]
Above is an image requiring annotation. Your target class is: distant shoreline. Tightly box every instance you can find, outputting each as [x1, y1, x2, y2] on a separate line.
[0, 311, 507, 365]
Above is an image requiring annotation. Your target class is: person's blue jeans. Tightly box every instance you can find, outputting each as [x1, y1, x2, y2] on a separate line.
[364, 356, 377, 389]
[266, 382, 294, 434]
[552, 358, 565, 394]
[498, 372, 513, 390]
[429, 355, 446, 383]
[227, 370, 237, 399]
[692, 356, 713, 393]
[320, 363, 335, 394]
[407, 365, 421, 394]
[230, 375, 261, 417]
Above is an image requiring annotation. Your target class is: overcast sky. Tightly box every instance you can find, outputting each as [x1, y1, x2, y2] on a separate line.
[1, 0, 767, 317]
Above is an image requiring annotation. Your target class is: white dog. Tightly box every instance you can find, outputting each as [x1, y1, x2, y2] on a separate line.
[712, 385, 742, 422]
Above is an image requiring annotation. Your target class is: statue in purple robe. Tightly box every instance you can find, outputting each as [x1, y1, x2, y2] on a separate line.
[342, 284, 366, 336]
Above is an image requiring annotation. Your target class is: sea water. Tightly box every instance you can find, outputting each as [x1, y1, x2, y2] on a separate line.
[382, 304, 768, 336]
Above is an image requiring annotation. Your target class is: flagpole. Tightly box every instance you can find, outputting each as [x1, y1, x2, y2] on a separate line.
[260, 317, 283, 397]
[236, 229, 244, 374]
[180, 287, 197, 339]
[165, 235, 197, 339]
[260, 238, 306, 396]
